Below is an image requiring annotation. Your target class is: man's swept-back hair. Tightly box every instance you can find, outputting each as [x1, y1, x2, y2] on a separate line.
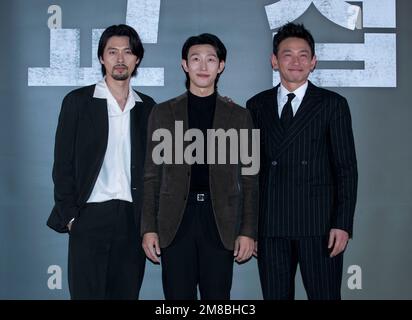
[181, 33, 227, 90]
[98, 24, 144, 77]
[273, 23, 315, 57]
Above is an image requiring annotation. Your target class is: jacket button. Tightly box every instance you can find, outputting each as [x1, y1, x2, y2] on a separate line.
[271, 161, 277, 166]
[132, 187, 137, 190]
[301, 160, 308, 165]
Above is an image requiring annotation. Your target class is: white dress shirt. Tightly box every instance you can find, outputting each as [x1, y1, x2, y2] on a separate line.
[277, 81, 308, 117]
[87, 78, 142, 203]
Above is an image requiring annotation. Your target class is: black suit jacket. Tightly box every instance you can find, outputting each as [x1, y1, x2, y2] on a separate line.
[247, 81, 357, 238]
[47, 84, 156, 233]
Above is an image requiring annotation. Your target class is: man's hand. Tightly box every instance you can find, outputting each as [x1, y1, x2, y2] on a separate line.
[234, 236, 255, 263]
[142, 232, 161, 263]
[328, 228, 349, 257]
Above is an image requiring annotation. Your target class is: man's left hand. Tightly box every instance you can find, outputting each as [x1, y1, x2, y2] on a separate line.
[234, 236, 255, 263]
[328, 228, 349, 257]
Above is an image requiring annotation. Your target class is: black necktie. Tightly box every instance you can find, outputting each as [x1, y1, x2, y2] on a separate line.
[280, 93, 295, 130]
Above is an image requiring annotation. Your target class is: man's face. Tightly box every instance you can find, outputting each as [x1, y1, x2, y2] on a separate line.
[182, 44, 225, 95]
[272, 37, 316, 90]
[100, 36, 139, 81]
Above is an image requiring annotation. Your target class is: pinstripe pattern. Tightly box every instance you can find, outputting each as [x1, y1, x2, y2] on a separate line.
[247, 81, 357, 299]
[258, 237, 343, 300]
[246, 81, 358, 237]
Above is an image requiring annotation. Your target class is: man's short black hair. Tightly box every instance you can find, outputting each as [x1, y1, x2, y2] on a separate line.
[273, 23, 315, 57]
[181, 33, 227, 90]
[98, 24, 144, 77]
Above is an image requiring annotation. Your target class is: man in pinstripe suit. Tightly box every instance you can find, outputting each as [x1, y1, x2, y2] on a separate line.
[246, 23, 358, 300]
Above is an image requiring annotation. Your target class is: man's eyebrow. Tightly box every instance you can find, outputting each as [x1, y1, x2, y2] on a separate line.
[189, 52, 218, 57]
[280, 48, 310, 53]
[106, 46, 131, 50]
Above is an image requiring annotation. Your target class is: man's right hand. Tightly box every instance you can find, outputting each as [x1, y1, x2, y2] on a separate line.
[142, 232, 161, 263]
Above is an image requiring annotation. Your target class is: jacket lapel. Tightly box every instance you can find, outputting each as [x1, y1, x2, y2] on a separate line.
[213, 95, 233, 130]
[170, 92, 191, 165]
[171, 92, 189, 131]
[209, 95, 233, 176]
[276, 81, 324, 157]
[86, 88, 109, 154]
[130, 99, 145, 170]
[261, 86, 284, 154]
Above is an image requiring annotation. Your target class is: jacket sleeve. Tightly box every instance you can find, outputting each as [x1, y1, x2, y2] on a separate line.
[238, 109, 259, 239]
[47, 93, 80, 233]
[141, 106, 162, 236]
[329, 97, 358, 237]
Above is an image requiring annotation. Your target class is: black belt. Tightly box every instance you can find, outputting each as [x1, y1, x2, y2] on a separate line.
[187, 192, 210, 203]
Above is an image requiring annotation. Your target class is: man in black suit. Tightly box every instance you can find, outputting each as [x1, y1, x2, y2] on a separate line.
[247, 23, 358, 300]
[47, 24, 156, 299]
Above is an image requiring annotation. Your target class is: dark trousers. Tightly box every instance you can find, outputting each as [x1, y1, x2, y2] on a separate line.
[68, 200, 146, 299]
[161, 192, 234, 300]
[258, 236, 343, 300]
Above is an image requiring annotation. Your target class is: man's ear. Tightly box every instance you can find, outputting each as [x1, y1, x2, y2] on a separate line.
[271, 53, 278, 70]
[310, 54, 317, 72]
[182, 59, 189, 72]
[218, 60, 225, 74]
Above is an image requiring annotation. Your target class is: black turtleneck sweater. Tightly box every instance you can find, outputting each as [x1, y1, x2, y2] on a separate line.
[187, 91, 216, 192]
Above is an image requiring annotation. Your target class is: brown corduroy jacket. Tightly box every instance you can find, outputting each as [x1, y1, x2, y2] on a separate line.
[141, 92, 259, 250]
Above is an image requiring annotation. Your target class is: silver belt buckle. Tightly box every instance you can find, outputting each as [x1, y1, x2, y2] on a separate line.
[196, 193, 205, 202]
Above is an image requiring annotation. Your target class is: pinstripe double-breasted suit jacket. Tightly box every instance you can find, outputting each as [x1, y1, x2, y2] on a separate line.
[246, 81, 357, 238]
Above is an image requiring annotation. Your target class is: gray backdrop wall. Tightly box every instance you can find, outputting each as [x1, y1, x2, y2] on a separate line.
[1, 0, 411, 299]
